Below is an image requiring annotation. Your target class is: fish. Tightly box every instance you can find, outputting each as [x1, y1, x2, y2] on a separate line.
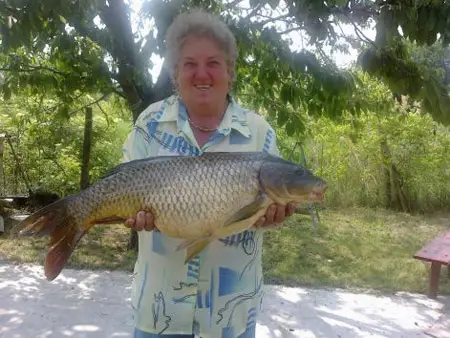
[17, 151, 327, 281]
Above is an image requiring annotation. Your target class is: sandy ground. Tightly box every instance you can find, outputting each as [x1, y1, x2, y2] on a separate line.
[1, 261, 449, 338]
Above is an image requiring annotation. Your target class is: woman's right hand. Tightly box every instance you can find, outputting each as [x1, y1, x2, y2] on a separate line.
[124, 211, 156, 231]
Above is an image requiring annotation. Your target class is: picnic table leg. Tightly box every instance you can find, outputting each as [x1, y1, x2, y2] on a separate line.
[429, 262, 441, 299]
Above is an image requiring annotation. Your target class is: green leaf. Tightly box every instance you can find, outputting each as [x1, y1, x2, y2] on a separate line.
[334, 0, 347, 6]
[59, 15, 67, 24]
[277, 107, 290, 127]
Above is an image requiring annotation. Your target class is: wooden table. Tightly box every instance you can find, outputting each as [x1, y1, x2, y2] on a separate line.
[414, 231, 450, 299]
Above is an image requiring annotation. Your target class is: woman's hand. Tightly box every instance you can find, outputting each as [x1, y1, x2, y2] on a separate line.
[254, 203, 297, 229]
[124, 211, 156, 231]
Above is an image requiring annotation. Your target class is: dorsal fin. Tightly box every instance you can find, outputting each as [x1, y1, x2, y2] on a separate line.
[99, 155, 182, 180]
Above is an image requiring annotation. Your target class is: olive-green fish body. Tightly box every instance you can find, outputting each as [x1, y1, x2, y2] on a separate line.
[83, 153, 266, 239]
[18, 152, 327, 281]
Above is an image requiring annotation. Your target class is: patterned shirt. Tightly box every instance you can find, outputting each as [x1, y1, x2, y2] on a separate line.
[122, 94, 280, 338]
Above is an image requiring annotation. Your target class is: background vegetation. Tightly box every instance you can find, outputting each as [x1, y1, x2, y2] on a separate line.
[1, 0, 450, 295]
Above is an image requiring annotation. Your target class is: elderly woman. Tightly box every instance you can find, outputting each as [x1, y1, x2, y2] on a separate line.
[122, 9, 297, 338]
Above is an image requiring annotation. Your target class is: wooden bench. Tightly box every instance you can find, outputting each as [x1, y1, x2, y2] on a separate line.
[414, 231, 450, 299]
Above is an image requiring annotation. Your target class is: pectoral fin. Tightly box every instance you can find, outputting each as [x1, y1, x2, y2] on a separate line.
[178, 192, 269, 264]
[221, 191, 269, 234]
[178, 237, 212, 264]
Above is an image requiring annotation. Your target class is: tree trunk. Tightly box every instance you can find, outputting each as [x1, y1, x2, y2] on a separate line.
[0, 134, 4, 195]
[80, 107, 93, 190]
[380, 136, 392, 208]
[380, 133, 410, 212]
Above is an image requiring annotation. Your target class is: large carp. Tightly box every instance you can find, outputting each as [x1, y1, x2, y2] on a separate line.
[18, 152, 327, 281]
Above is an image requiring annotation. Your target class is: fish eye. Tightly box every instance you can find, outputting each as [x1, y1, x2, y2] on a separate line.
[296, 167, 305, 175]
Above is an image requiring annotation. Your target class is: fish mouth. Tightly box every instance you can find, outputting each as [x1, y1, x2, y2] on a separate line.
[307, 183, 328, 201]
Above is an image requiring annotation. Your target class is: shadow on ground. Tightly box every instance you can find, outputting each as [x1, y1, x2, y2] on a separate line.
[1, 261, 449, 338]
[257, 284, 449, 338]
[0, 261, 133, 337]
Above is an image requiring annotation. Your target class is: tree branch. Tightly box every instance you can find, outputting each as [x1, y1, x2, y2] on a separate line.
[225, 0, 246, 9]
[98, 0, 153, 115]
[95, 102, 111, 128]
[253, 13, 292, 26]
[68, 91, 114, 117]
[0, 64, 68, 76]
[279, 26, 303, 35]
[346, 15, 377, 48]
[243, 2, 265, 20]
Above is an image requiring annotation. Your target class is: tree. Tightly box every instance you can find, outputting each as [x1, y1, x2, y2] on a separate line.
[0, 0, 449, 127]
[1, 0, 450, 249]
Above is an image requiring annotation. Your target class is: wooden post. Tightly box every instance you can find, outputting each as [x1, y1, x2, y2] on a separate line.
[80, 107, 93, 190]
[429, 262, 441, 299]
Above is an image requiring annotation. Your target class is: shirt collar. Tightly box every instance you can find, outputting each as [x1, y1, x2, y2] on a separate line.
[156, 94, 252, 138]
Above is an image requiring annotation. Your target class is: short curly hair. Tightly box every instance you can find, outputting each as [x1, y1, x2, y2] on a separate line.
[165, 9, 238, 85]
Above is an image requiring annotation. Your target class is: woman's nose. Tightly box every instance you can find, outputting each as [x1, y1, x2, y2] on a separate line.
[194, 63, 209, 79]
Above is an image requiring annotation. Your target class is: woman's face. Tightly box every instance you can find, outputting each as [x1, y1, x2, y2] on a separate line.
[175, 36, 231, 111]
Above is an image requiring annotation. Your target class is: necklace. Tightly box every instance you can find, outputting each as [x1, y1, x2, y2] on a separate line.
[187, 116, 218, 132]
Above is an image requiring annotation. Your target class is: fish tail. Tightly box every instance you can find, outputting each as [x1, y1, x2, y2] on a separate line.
[18, 196, 87, 281]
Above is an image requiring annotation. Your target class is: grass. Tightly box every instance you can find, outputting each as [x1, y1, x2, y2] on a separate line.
[1, 207, 449, 295]
[0, 216, 137, 272]
[263, 207, 450, 294]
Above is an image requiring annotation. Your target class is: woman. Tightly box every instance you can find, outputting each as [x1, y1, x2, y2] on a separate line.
[122, 10, 297, 338]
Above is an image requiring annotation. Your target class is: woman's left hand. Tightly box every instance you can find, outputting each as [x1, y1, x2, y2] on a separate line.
[254, 202, 297, 229]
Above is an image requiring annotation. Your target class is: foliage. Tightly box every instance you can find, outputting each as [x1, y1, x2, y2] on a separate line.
[0, 91, 131, 197]
[0, 0, 449, 128]
[281, 106, 450, 213]
[264, 69, 450, 213]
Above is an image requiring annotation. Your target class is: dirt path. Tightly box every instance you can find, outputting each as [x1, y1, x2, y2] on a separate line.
[1, 261, 449, 338]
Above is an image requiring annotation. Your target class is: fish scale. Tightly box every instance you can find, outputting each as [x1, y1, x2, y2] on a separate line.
[17, 151, 327, 281]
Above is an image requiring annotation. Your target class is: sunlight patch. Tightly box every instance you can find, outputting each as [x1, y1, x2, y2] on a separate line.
[72, 325, 100, 332]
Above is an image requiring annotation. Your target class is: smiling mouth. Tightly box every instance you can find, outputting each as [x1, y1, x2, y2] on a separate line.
[195, 85, 211, 91]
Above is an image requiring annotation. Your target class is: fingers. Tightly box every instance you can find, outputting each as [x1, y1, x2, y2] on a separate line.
[135, 211, 146, 231]
[256, 202, 297, 229]
[273, 204, 286, 224]
[265, 204, 285, 224]
[265, 205, 277, 224]
[124, 211, 155, 232]
[144, 212, 155, 231]
[124, 218, 135, 229]
[286, 202, 297, 217]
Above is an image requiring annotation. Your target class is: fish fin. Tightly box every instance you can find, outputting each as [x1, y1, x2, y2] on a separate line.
[99, 155, 183, 180]
[45, 224, 86, 281]
[176, 235, 212, 263]
[214, 192, 270, 237]
[89, 216, 126, 225]
[176, 236, 208, 252]
[17, 196, 75, 237]
[16, 195, 87, 281]
[184, 238, 211, 264]
[223, 191, 268, 228]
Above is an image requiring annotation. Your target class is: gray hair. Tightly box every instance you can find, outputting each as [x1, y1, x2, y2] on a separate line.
[164, 10, 238, 85]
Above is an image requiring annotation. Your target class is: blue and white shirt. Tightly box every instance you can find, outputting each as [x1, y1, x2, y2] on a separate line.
[122, 94, 280, 338]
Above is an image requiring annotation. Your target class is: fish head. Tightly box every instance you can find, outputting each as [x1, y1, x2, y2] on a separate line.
[260, 156, 327, 204]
